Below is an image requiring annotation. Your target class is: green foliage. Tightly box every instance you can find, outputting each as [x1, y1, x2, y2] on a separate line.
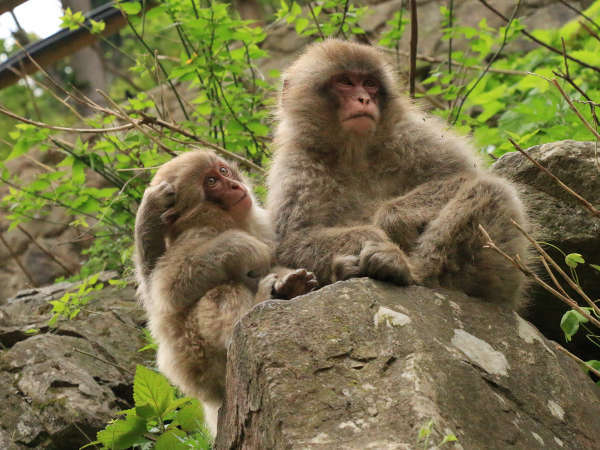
[85, 365, 211, 449]
[560, 308, 591, 342]
[415, 2, 600, 158]
[1, 0, 276, 283]
[48, 273, 105, 326]
[277, 0, 367, 38]
[417, 419, 458, 448]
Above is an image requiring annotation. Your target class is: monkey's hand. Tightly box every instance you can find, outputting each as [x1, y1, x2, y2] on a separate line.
[142, 181, 177, 224]
[272, 269, 318, 300]
[332, 255, 362, 282]
[358, 241, 415, 286]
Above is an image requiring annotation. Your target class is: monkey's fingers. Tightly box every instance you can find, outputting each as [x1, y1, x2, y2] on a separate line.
[359, 241, 414, 286]
[274, 268, 319, 299]
[332, 255, 361, 282]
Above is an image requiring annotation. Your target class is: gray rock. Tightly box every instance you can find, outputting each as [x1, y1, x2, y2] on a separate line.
[0, 274, 148, 449]
[493, 140, 600, 360]
[216, 279, 599, 449]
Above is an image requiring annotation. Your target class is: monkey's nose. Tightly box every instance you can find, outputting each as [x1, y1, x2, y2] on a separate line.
[358, 97, 370, 104]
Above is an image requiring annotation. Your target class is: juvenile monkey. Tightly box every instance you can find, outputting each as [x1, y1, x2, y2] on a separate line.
[268, 39, 529, 307]
[134, 150, 316, 435]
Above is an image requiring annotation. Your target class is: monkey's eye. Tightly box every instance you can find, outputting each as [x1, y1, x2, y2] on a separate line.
[219, 166, 230, 176]
[206, 176, 218, 186]
[364, 78, 378, 88]
[338, 75, 353, 85]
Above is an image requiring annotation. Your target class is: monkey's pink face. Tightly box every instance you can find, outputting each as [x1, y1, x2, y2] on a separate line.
[203, 162, 252, 222]
[330, 72, 380, 135]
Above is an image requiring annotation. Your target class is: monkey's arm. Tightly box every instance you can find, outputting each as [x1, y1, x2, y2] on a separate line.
[134, 181, 176, 281]
[153, 229, 273, 308]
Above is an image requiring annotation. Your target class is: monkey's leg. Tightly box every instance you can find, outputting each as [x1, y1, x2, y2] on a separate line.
[151, 282, 256, 437]
[375, 175, 467, 251]
[410, 176, 528, 305]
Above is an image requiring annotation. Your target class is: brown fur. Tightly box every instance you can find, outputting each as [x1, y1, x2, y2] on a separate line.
[134, 150, 316, 435]
[268, 39, 529, 308]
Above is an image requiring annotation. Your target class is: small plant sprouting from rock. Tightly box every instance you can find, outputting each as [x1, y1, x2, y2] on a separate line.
[416, 419, 459, 449]
[83, 365, 212, 450]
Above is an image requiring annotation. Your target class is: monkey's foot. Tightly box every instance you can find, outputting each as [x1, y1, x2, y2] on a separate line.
[359, 241, 415, 286]
[273, 269, 318, 300]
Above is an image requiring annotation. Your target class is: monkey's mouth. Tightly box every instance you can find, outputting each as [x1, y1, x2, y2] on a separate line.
[231, 192, 248, 207]
[344, 113, 375, 121]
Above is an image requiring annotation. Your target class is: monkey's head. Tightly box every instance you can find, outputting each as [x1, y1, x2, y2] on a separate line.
[151, 150, 254, 239]
[276, 39, 401, 153]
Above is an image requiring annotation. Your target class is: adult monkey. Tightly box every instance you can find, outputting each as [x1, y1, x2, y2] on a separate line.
[134, 150, 316, 435]
[268, 39, 528, 307]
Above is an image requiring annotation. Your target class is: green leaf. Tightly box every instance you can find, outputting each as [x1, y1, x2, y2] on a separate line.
[565, 253, 585, 269]
[584, 360, 600, 376]
[172, 399, 206, 432]
[96, 416, 148, 450]
[590, 264, 600, 272]
[71, 158, 86, 185]
[120, 1, 142, 15]
[418, 419, 433, 440]
[295, 17, 309, 34]
[133, 365, 174, 418]
[90, 19, 106, 34]
[155, 429, 188, 450]
[560, 310, 588, 342]
[441, 433, 458, 444]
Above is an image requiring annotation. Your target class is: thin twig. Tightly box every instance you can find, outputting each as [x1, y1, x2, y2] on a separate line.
[508, 138, 600, 218]
[0, 232, 37, 286]
[385, 46, 528, 76]
[337, 0, 350, 39]
[124, 15, 190, 121]
[511, 219, 600, 317]
[0, 104, 135, 133]
[97, 90, 177, 156]
[408, 0, 418, 98]
[447, 0, 454, 75]
[550, 78, 600, 140]
[556, 0, 600, 31]
[554, 343, 600, 379]
[308, 2, 325, 40]
[451, 0, 521, 124]
[479, 225, 600, 329]
[73, 348, 133, 375]
[552, 70, 600, 127]
[17, 225, 74, 276]
[578, 20, 600, 44]
[478, 0, 600, 74]
[539, 255, 569, 299]
[140, 113, 265, 173]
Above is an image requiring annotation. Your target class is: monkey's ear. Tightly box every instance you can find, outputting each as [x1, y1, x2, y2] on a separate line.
[160, 208, 178, 225]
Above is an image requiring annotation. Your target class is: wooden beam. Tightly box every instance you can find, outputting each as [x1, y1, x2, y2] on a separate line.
[0, 0, 28, 15]
[0, 1, 153, 90]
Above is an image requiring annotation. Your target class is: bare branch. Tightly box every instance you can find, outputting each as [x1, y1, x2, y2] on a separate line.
[0, 232, 37, 287]
[0, 103, 135, 133]
[550, 78, 600, 140]
[478, 0, 600, 73]
[554, 343, 600, 379]
[479, 224, 600, 329]
[511, 219, 600, 317]
[408, 0, 418, 98]
[508, 138, 600, 218]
